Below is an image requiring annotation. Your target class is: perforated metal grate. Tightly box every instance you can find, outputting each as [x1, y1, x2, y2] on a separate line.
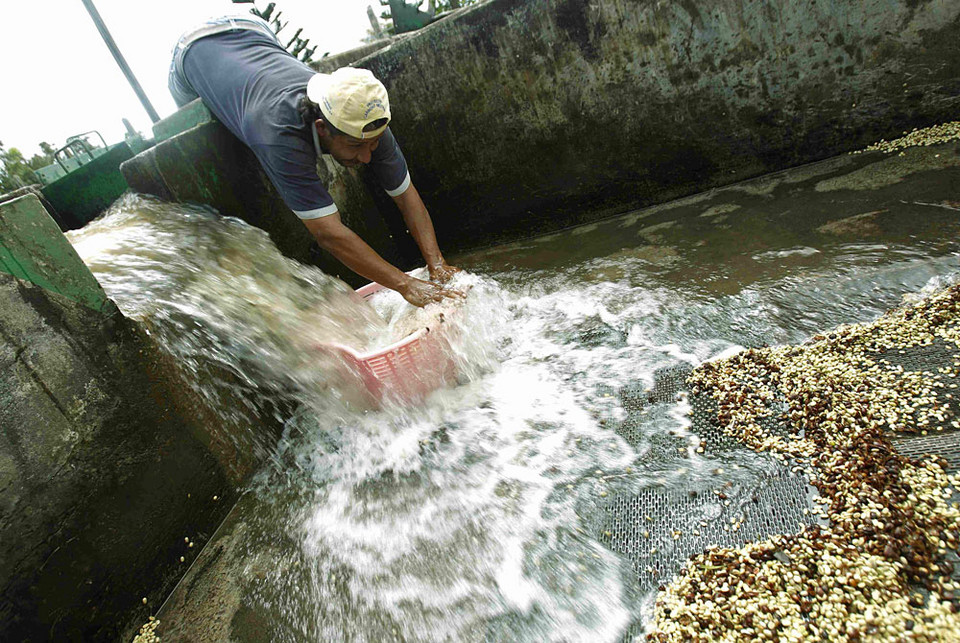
[618, 365, 691, 410]
[599, 464, 819, 592]
[893, 433, 960, 473]
[604, 333, 960, 641]
[870, 336, 960, 471]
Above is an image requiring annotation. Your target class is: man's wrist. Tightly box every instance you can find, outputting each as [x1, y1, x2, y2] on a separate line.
[388, 271, 414, 293]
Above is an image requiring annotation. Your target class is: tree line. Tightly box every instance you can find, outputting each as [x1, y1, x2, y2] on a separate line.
[0, 141, 56, 193]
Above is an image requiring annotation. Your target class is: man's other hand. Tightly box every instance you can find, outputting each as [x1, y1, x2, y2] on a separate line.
[399, 277, 465, 307]
[428, 261, 462, 284]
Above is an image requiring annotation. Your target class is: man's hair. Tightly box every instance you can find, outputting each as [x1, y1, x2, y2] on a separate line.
[298, 96, 346, 137]
[298, 95, 388, 139]
[363, 118, 389, 133]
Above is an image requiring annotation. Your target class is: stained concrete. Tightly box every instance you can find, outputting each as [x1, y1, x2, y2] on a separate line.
[364, 0, 960, 248]
[151, 99, 214, 144]
[0, 194, 113, 313]
[122, 0, 960, 282]
[0, 275, 244, 641]
[0, 186, 63, 229]
[815, 147, 960, 191]
[313, 36, 401, 73]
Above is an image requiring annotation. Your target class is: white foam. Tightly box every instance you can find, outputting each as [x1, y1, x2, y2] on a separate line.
[752, 246, 821, 261]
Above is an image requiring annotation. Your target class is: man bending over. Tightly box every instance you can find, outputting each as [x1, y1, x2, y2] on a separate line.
[168, 15, 460, 306]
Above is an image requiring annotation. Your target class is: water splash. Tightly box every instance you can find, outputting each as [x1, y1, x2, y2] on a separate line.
[70, 196, 423, 419]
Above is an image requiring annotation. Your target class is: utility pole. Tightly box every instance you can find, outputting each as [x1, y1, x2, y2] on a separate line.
[367, 5, 383, 38]
[80, 0, 160, 123]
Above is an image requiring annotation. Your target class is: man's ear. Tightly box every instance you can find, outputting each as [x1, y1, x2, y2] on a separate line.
[314, 118, 329, 138]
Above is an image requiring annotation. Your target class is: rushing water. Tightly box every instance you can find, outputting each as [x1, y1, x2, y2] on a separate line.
[70, 150, 960, 642]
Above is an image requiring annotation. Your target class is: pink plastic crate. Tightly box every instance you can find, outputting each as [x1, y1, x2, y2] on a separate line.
[317, 280, 459, 404]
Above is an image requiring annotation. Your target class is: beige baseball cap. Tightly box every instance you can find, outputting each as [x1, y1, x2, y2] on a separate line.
[306, 68, 391, 140]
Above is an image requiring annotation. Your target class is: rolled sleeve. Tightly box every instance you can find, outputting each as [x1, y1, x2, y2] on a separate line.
[384, 170, 411, 197]
[293, 203, 339, 219]
[370, 127, 410, 196]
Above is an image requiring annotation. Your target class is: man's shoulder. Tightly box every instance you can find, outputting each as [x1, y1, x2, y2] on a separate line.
[241, 86, 311, 143]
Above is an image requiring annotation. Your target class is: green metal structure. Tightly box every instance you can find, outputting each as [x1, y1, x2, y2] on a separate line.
[383, 0, 436, 33]
[31, 131, 141, 230]
[0, 194, 113, 312]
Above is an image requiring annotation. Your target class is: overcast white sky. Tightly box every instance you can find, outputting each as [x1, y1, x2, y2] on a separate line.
[1, 0, 378, 158]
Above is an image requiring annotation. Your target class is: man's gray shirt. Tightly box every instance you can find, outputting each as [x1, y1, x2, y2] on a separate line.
[182, 29, 410, 219]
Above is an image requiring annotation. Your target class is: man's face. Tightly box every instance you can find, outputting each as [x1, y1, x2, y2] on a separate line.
[315, 120, 383, 168]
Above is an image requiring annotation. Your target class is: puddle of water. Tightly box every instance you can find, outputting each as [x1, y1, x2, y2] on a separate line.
[73, 147, 960, 642]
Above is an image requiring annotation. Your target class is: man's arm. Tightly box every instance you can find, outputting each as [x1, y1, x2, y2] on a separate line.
[302, 213, 459, 307]
[391, 182, 460, 283]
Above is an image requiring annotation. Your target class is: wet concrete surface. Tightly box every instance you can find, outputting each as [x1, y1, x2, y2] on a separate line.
[456, 142, 960, 284]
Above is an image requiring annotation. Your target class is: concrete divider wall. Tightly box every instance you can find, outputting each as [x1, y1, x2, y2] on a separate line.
[370, 0, 960, 248]
[124, 0, 960, 274]
[0, 194, 113, 313]
[313, 37, 400, 73]
[0, 275, 241, 641]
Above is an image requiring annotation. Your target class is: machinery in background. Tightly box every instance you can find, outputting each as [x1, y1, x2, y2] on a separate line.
[30, 122, 151, 230]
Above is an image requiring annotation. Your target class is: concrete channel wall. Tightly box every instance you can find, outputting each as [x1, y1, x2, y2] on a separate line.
[122, 0, 960, 279]
[0, 196, 249, 640]
[0, 194, 113, 314]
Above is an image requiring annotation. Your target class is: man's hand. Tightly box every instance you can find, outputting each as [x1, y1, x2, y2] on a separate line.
[399, 277, 465, 307]
[428, 261, 462, 284]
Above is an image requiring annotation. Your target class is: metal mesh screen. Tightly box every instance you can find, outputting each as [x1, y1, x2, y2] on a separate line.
[603, 333, 960, 641]
[894, 433, 960, 473]
[599, 465, 820, 592]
